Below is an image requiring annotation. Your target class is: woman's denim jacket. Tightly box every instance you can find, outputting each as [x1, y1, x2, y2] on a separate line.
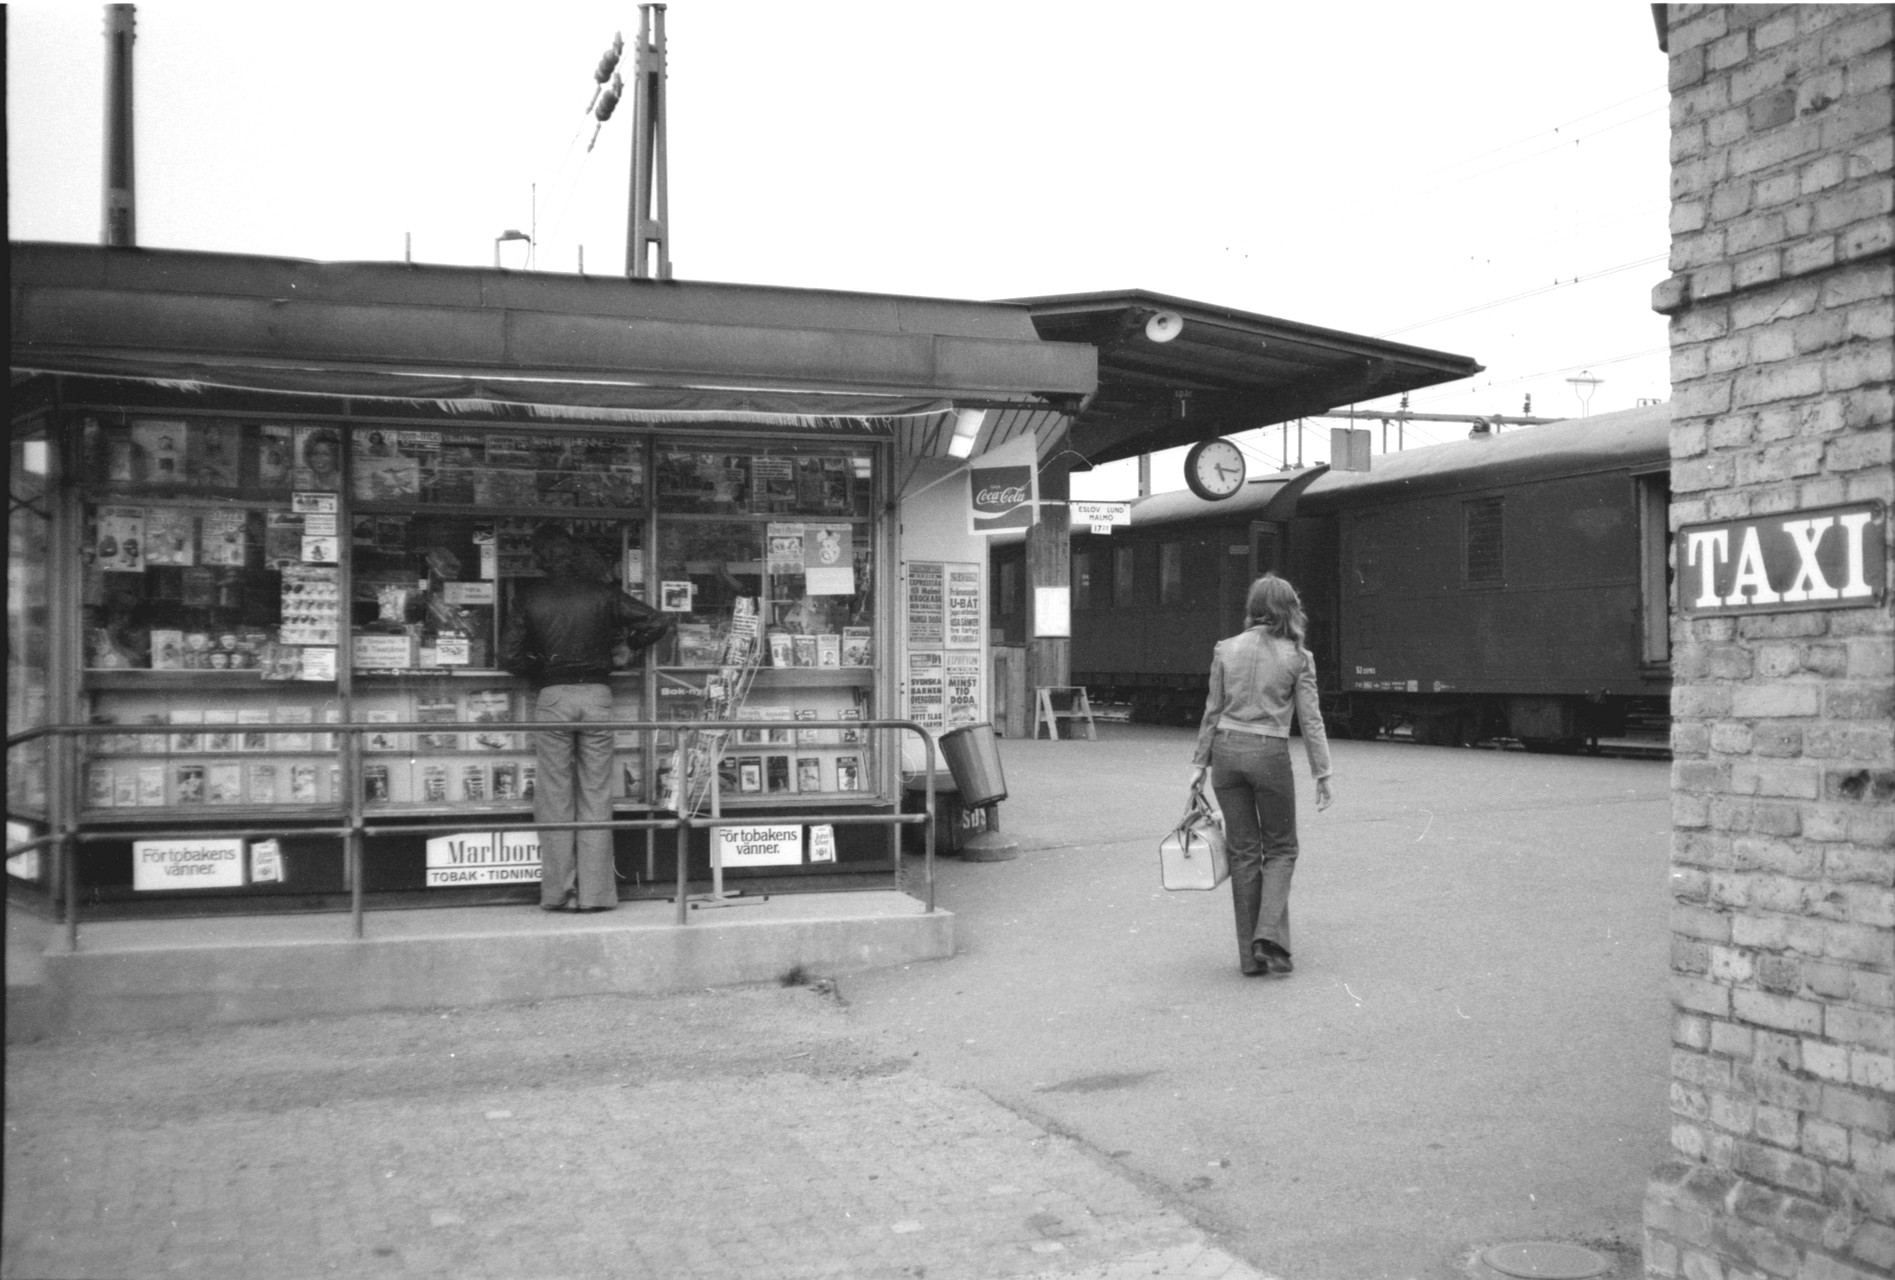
[1191, 627, 1332, 778]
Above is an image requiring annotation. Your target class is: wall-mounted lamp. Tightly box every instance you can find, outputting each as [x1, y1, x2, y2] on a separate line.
[493, 229, 531, 269]
[946, 408, 987, 459]
[1144, 310, 1184, 343]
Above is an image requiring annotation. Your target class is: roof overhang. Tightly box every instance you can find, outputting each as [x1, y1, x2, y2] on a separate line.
[1012, 289, 1481, 467]
[10, 243, 1098, 433]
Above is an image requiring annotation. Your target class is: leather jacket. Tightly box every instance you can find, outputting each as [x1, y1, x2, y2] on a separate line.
[1191, 627, 1332, 778]
[500, 576, 672, 689]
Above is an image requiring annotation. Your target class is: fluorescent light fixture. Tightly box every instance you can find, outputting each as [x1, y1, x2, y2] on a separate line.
[946, 408, 986, 459]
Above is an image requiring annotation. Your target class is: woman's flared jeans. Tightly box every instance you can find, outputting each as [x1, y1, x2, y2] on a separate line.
[1209, 730, 1298, 972]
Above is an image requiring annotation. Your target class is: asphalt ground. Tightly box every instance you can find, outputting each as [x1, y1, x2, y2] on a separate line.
[4, 725, 1673, 1280]
[842, 725, 1675, 1280]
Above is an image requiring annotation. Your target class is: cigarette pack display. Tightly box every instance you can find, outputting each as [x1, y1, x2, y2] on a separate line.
[239, 709, 273, 751]
[246, 764, 277, 805]
[272, 707, 315, 751]
[766, 755, 792, 794]
[144, 509, 198, 566]
[174, 763, 206, 805]
[674, 623, 721, 666]
[837, 708, 863, 744]
[203, 710, 238, 753]
[131, 420, 187, 483]
[149, 629, 185, 670]
[137, 765, 166, 807]
[289, 764, 320, 804]
[415, 697, 460, 750]
[465, 689, 515, 750]
[362, 764, 392, 804]
[199, 510, 249, 566]
[364, 708, 405, 753]
[206, 763, 243, 804]
[256, 425, 295, 488]
[794, 708, 832, 747]
[96, 507, 146, 573]
[756, 707, 795, 744]
[797, 757, 823, 792]
[169, 710, 204, 754]
[186, 421, 242, 489]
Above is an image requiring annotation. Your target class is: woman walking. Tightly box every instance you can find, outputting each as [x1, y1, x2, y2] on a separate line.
[1190, 574, 1334, 976]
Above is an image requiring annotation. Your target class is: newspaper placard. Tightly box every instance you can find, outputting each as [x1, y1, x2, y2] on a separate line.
[945, 564, 982, 649]
[908, 650, 946, 734]
[715, 824, 805, 868]
[944, 651, 982, 729]
[133, 837, 245, 890]
[907, 562, 944, 645]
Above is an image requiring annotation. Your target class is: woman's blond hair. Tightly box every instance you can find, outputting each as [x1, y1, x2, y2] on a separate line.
[1245, 573, 1307, 645]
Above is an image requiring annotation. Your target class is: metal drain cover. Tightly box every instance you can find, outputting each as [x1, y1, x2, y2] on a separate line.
[1482, 1242, 1611, 1279]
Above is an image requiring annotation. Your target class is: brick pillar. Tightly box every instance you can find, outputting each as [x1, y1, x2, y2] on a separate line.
[1645, 7, 1894, 1280]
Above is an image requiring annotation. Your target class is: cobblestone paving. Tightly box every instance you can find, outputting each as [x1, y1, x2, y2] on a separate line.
[4, 986, 1267, 1280]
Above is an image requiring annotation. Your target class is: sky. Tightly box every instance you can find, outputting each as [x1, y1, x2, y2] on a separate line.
[7, 1, 1675, 498]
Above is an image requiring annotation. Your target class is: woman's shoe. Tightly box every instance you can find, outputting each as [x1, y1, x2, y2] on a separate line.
[1265, 952, 1294, 975]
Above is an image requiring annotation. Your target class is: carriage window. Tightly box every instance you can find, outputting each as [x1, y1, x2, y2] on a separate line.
[1160, 542, 1184, 607]
[1114, 545, 1135, 606]
[1464, 497, 1504, 585]
[1073, 550, 1094, 610]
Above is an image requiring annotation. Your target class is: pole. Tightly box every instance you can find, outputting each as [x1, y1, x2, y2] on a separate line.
[626, 4, 671, 279]
[103, 4, 136, 246]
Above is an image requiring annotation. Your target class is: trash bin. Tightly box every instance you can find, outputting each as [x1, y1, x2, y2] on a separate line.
[939, 722, 1008, 808]
[901, 773, 982, 854]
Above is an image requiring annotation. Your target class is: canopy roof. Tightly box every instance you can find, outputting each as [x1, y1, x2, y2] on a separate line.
[1012, 289, 1482, 467]
[10, 243, 1097, 443]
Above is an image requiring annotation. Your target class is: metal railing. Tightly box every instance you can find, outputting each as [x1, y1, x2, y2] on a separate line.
[6, 718, 940, 952]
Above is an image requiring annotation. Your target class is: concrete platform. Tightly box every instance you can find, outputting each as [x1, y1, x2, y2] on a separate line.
[7, 892, 952, 1038]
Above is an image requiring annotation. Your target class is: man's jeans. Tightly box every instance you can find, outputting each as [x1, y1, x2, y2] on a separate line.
[533, 683, 617, 909]
[1209, 729, 1299, 970]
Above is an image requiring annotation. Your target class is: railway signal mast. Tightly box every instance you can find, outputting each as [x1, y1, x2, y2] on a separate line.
[625, 4, 671, 280]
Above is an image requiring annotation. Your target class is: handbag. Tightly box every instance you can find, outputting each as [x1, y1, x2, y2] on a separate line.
[1160, 780, 1228, 891]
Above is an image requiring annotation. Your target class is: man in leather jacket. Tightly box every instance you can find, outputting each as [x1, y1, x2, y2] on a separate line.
[501, 523, 672, 911]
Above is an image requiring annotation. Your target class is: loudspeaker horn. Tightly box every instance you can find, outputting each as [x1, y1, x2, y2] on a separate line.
[1144, 310, 1184, 343]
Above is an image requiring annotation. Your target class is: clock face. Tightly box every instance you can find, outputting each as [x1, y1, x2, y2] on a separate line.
[1185, 438, 1246, 500]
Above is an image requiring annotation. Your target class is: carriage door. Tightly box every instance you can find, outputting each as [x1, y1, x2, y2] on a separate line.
[1249, 522, 1283, 582]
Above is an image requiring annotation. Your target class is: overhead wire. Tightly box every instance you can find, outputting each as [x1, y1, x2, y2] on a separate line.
[1376, 253, 1669, 337]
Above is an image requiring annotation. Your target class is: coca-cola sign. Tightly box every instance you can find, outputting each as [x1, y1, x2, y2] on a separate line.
[969, 463, 1035, 534]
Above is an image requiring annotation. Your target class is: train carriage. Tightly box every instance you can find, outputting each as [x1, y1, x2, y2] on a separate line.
[1021, 402, 1672, 750]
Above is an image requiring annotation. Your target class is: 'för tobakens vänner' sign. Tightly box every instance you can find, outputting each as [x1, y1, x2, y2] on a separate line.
[1676, 501, 1885, 617]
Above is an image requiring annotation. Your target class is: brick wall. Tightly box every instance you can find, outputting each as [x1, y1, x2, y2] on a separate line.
[1646, 5, 1893, 1280]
